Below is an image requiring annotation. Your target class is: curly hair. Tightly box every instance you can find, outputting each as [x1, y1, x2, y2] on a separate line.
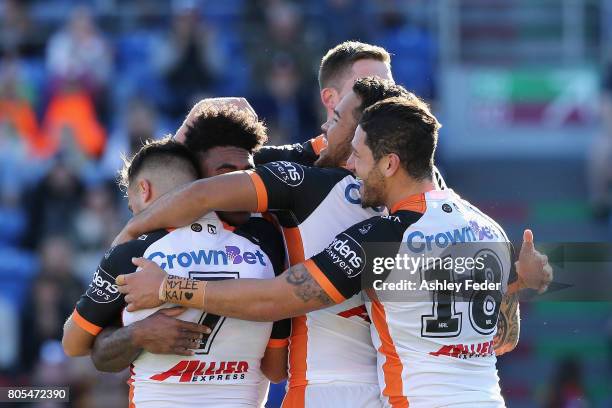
[184, 105, 268, 155]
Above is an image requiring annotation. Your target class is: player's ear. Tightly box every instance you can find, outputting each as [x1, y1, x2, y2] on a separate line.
[383, 153, 401, 177]
[320, 87, 339, 114]
[139, 179, 153, 203]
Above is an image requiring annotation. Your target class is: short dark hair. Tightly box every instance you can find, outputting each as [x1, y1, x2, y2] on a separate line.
[184, 106, 267, 155]
[359, 97, 441, 181]
[352, 77, 414, 121]
[319, 41, 391, 90]
[119, 136, 201, 191]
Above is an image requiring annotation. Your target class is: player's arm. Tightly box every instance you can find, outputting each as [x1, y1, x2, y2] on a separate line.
[254, 134, 327, 166]
[119, 261, 337, 321]
[62, 314, 98, 357]
[62, 246, 131, 357]
[493, 292, 520, 356]
[260, 320, 291, 383]
[117, 219, 379, 319]
[114, 171, 259, 245]
[91, 307, 209, 372]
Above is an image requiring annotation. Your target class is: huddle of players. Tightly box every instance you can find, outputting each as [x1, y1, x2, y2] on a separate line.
[62, 41, 552, 407]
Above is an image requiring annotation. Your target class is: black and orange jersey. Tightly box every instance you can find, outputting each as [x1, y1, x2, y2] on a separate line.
[255, 135, 327, 167]
[73, 214, 289, 407]
[306, 189, 515, 407]
[246, 161, 384, 390]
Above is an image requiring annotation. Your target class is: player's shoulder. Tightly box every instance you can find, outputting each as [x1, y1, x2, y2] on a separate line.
[342, 214, 407, 244]
[233, 216, 282, 246]
[102, 229, 169, 269]
[256, 160, 352, 188]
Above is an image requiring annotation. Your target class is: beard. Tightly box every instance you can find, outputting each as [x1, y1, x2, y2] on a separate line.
[314, 138, 352, 168]
[360, 167, 386, 208]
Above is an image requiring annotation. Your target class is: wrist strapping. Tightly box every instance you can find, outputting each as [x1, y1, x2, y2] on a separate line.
[159, 275, 207, 309]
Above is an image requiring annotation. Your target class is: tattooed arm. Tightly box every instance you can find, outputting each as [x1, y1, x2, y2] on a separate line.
[493, 292, 520, 356]
[118, 259, 335, 321]
[202, 264, 334, 321]
[91, 308, 208, 372]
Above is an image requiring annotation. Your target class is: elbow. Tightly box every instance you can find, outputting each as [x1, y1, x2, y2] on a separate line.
[92, 357, 124, 373]
[62, 336, 89, 358]
[264, 370, 288, 384]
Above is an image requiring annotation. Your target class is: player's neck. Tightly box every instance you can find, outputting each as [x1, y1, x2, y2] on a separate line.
[385, 178, 435, 213]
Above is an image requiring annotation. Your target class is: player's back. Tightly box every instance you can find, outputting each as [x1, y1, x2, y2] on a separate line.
[123, 213, 282, 408]
[367, 189, 512, 407]
[248, 162, 384, 406]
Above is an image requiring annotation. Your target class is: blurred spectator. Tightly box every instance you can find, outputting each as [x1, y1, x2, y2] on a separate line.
[320, 0, 370, 45]
[154, 0, 223, 120]
[73, 184, 122, 284]
[588, 61, 612, 221]
[45, 5, 112, 119]
[22, 158, 84, 249]
[245, 1, 319, 94]
[251, 55, 318, 144]
[100, 98, 159, 178]
[0, 52, 39, 151]
[38, 87, 107, 163]
[20, 237, 83, 372]
[0, 0, 37, 56]
[544, 358, 589, 408]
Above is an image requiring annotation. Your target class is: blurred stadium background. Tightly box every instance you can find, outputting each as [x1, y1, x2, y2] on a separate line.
[0, 0, 610, 407]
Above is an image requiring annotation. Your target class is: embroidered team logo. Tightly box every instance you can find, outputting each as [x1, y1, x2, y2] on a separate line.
[359, 224, 372, 235]
[207, 224, 217, 234]
[264, 161, 304, 187]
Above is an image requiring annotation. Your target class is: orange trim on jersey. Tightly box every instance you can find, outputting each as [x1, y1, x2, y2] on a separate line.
[247, 171, 269, 213]
[128, 365, 136, 408]
[283, 227, 305, 265]
[371, 300, 409, 408]
[287, 315, 308, 389]
[282, 384, 306, 407]
[303, 259, 345, 304]
[310, 134, 327, 155]
[390, 193, 427, 214]
[221, 221, 236, 232]
[267, 338, 289, 348]
[72, 308, 102, 336]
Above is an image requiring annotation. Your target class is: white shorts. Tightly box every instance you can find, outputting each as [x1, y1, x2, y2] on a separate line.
[282, 382, 381, 408]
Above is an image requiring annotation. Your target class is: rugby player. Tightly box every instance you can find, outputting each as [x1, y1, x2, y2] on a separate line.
[112, 80, 551, 407]
[87, 107, 290, 386]
[117, 97, 550, 407]
[177, 41, 393, 169]
[62, 138, 289, 407]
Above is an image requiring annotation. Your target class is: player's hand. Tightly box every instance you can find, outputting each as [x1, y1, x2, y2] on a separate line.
[131, 307, 211, 356]
[515, 229, 553, 294]
[116, 258, 168, 311]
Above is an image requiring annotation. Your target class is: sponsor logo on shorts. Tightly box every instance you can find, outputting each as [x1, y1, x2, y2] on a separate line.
[325, 233, 366, 278]
[263, 161, 304, 187]
[148, 246, 267, 269]
[150, 360, 249, 383]
[86, 267, 121, 304]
